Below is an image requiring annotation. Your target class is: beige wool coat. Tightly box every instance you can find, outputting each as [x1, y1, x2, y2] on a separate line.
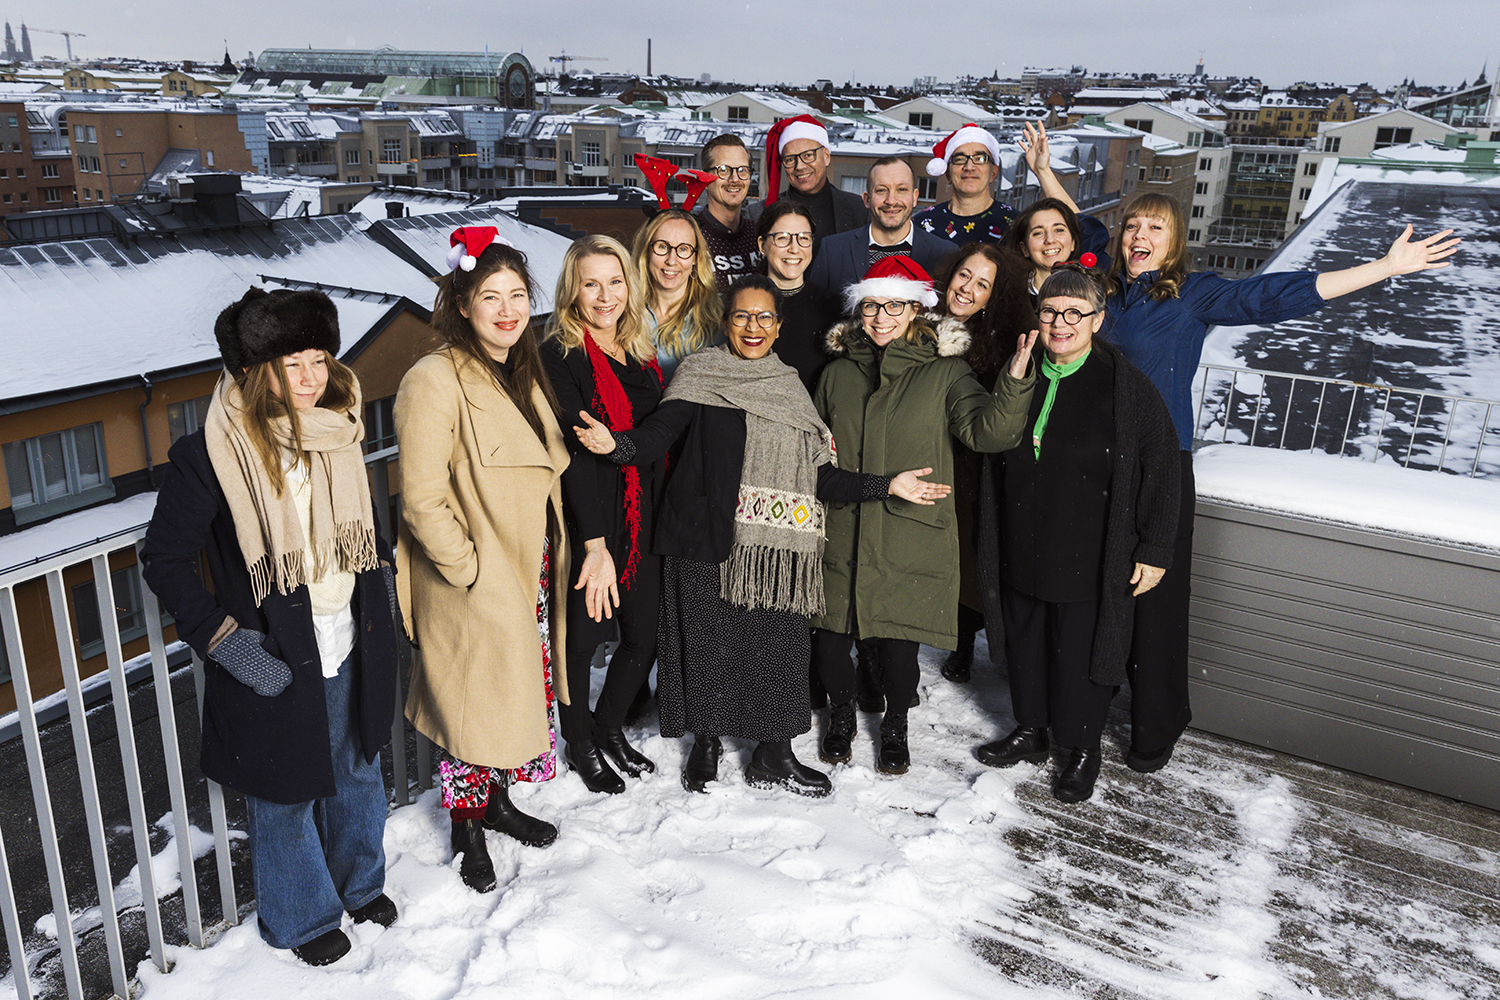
[394, 348, 571, 769]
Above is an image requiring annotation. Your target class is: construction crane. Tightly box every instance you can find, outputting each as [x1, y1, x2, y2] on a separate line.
[548, 52, 607, 75]
[31, 27, 87, 61]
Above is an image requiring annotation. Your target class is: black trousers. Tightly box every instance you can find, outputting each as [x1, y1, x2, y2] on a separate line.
[1125, 451, 1195, 755]
[811, 629, 919, 711]
[1000, 585, 1115, 748]
[560, 552, 663, 743]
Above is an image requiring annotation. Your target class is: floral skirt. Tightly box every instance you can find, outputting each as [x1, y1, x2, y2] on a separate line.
[439, 538, 558, 812]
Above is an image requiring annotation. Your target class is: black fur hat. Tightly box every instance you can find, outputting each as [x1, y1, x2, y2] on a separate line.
[214, 287, 341, 374]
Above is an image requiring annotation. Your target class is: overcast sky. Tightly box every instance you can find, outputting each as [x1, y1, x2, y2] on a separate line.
[5, 1, 1492, 91]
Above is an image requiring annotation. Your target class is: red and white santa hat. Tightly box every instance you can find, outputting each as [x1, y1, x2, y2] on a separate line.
[764, 114, 831, 206]
[446, 226, 512, 272]
[843, 255, 939, 314]
[925, 124, 1002, 176]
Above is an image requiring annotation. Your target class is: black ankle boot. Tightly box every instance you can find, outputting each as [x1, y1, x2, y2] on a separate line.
[565, 739, 626, 794]
[682, 734, 722, 793]
[746, 739, 832, 797]
[594, 725, 656, 777]
[877, 712, 910, 775]
[292, 927, 351, 966]
[820, 700, 856, 764]
[976, 726, 1050, 768]
[1053, 746, 1103, 803]
[855, 640, 884, 713]
[450, 817, 496, 893]
[941, 631, 975, 684]
[483, 774, 558, 848]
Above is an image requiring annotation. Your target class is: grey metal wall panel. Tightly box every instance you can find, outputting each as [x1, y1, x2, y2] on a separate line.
[1187, 499, 1500, 810]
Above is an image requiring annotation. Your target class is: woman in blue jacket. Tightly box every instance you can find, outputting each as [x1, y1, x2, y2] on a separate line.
[1104, 191, 1459, 773]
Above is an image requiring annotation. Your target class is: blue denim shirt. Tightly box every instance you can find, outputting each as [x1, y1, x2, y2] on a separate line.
[1106, 269, 1325, 450]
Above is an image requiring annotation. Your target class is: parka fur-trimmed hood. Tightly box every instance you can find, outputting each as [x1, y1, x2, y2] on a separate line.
[824, 312, 972, 359]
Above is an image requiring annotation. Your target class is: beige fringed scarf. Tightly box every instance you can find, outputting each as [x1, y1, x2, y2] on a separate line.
[664, 346, 835, 617]
[205, 372, 378, 607]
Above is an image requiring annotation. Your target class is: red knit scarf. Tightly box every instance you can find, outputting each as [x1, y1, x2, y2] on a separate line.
[582, 331, 665, 588]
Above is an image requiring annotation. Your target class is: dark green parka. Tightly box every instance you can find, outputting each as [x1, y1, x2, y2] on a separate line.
[811, 313, 1034, 648]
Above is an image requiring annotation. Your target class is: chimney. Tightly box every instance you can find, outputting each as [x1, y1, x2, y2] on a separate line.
[188, 171, 242, 226]
[647, 39, 652, 77]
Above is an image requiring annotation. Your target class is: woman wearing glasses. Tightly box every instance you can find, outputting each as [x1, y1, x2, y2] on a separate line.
[756, 200, 841, 391]
[630, 209, 723, 383]
[914, 126, 1017, 246]
[571, 276, 943, 796]
[812, 257, 1035, 775]
[973, 264, 1180, 804]
[542, 235, 665, 795]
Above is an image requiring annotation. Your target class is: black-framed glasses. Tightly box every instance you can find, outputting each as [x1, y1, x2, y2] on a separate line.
[764, 231, 813, 248]
[649, 240, 698, 259]
[728, 310, 779, 329]
[1038, 306, 1099, 326]
[948, 152, 992, 168]
[710, 164, 752, 180]
[859, 300, 915, 318]
[779, 148, 822, 168]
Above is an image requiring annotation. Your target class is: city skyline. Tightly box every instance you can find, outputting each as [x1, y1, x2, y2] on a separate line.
[2, 0, 1493, 92]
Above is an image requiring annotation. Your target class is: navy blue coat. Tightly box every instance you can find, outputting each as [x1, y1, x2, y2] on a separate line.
[1106, 269, 1325, 450]
[140, 432, 397, 805]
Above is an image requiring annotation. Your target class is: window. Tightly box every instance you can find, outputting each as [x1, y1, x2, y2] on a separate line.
[74, 124, 85, 141]
[87, 126, 97, 142]
[167, 396, 212, 444]
[364, 398, 396, 454]
[42, 163, 59, 178]
[425, 168, 446, 182]
[5, 114, 14, 127]
[1299, 187, 1312, 200]
[345, 148, 361, 165]
[115, 129, 123, 137]
[44, 189, 61, 203]
[82, 189, 91, 200]
[0, 168, 6, 178]
[839, 175, 866, 195]
[1374, 126, 1412, 149]
[1188, 228, 1201, 242]
[1, 194, 9, 204]
[14, 167, 23, 179]
[3, 423, 114, 524]
[908, 113, 933, 128]
[1195, 181, 1208, 195]
[1190, 205, 1204, 218]
[581, 141, 602, 167]
[1122, 118, 1154, 133]
[1303, 161, 1318, 176]
[382, 138, 403, 163]
[18, 192, 27, 203]
[205, 150, 215, 167]
[1199, 157, 1212, 171]
[916, 177, 939, 200]
[1322, 136, 1341, 153]
[72, 565, 147, 658]
[97, 189, 103, 202]
[727, 106, 749, 123]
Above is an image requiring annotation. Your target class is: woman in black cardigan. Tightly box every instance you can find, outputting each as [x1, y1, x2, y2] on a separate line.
[973, 265, 1180, 803]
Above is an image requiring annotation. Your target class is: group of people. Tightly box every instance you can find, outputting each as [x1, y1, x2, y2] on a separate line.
[139, 114, 1459, 965]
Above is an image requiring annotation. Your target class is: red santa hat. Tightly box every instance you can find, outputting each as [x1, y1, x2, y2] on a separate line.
[446, 226, 512, 271]
[925, 124, 1002, 177]
[764, 114, 831, 206]
[842, 255, 939, 314]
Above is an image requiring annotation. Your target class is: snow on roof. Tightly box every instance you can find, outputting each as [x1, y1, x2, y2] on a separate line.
[1073, 87, 1169, 101]
[738, 91, 820, 116]
[913, 96, 997, 121]
[1195, 445, 1500, 552]
[1169, 98, 1224, 118]
[1304, 153, 1500, 215]
[0, 492, 160, 576]
[0, 216, 438, 401]
[349, 187, 476, 225]
[1115, 101, 1222, 133]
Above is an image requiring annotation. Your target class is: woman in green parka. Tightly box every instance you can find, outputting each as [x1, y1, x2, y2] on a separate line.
[811, 255, 1036, 774]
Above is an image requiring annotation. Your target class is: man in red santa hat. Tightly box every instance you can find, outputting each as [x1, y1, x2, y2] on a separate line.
[757, 114, 866, 258]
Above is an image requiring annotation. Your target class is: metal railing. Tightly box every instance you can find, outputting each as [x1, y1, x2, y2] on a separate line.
[1194, 364, 1500, 478]
[0, 452, 424, 999]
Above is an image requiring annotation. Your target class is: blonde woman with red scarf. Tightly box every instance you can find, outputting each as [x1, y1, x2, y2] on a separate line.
[543, 235, 666, 794]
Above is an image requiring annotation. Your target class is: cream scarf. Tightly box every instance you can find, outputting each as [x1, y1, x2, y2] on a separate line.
[205, 372, 378, 607]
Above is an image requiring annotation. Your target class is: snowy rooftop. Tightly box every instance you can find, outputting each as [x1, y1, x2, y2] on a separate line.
[1072, 87, 1169, 102]
[1116, 101, 1223, 134]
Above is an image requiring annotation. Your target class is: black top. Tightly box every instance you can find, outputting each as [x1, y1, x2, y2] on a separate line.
[695, 206, 762, 293]
[1000, 349, 1116, 603]
[782, 184, 838, 258]
[772, 282, 842, 392]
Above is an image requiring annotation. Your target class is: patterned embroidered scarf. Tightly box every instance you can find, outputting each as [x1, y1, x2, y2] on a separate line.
[583, 331, 665, 588]
[664, 345, 835, 616]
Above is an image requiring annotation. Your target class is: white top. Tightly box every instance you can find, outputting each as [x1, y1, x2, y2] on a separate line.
[287, 460, 357, 677]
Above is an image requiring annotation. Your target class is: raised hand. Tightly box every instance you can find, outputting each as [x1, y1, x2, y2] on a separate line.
[889, 468, 952, 506]
[1381, 224, 1461, 276]
[1008, 329, 1039, 379]
[1019, 120, 1051, 176]
[574, 410, 617, 454]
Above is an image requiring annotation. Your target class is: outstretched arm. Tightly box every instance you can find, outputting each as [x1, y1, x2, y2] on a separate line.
[1019, 121, 1079, 213]
[1314, 225, 1461, 301]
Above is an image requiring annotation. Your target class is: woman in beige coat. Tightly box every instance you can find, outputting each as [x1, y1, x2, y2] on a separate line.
[395, 228, 579, 893]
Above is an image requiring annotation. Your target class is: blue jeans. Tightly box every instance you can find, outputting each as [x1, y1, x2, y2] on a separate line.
[244, 655, 389, 949]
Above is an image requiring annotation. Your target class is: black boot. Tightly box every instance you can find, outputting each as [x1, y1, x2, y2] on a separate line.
[594, 725, 656, 778]
[877, 711, 910, 775]
[565, 739, 626, 794]
[746, 740, 832, 797]
[292, 927, 351, 966]
[941, 630, 975, 684]
[682, 734, 722, 793]
[1053, 746, 1103, 803]
[450, 817, 497, 893]
[976, 726, 1050, 768]
[855, 639, 884, 713]
[483, 773, 558, 848]
[820, 700, 856, 764]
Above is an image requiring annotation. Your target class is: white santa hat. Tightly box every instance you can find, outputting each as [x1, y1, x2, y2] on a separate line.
[446, 226, 513, 272]
[776, 117, 830, 154]
[842, 255, 940, 315]
[925, 124, 1002, 177]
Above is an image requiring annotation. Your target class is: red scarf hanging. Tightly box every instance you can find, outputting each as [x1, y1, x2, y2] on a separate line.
[582, 331, 665, 589]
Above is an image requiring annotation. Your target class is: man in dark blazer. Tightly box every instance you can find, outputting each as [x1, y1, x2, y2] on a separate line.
[807, 156, 956, 300]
